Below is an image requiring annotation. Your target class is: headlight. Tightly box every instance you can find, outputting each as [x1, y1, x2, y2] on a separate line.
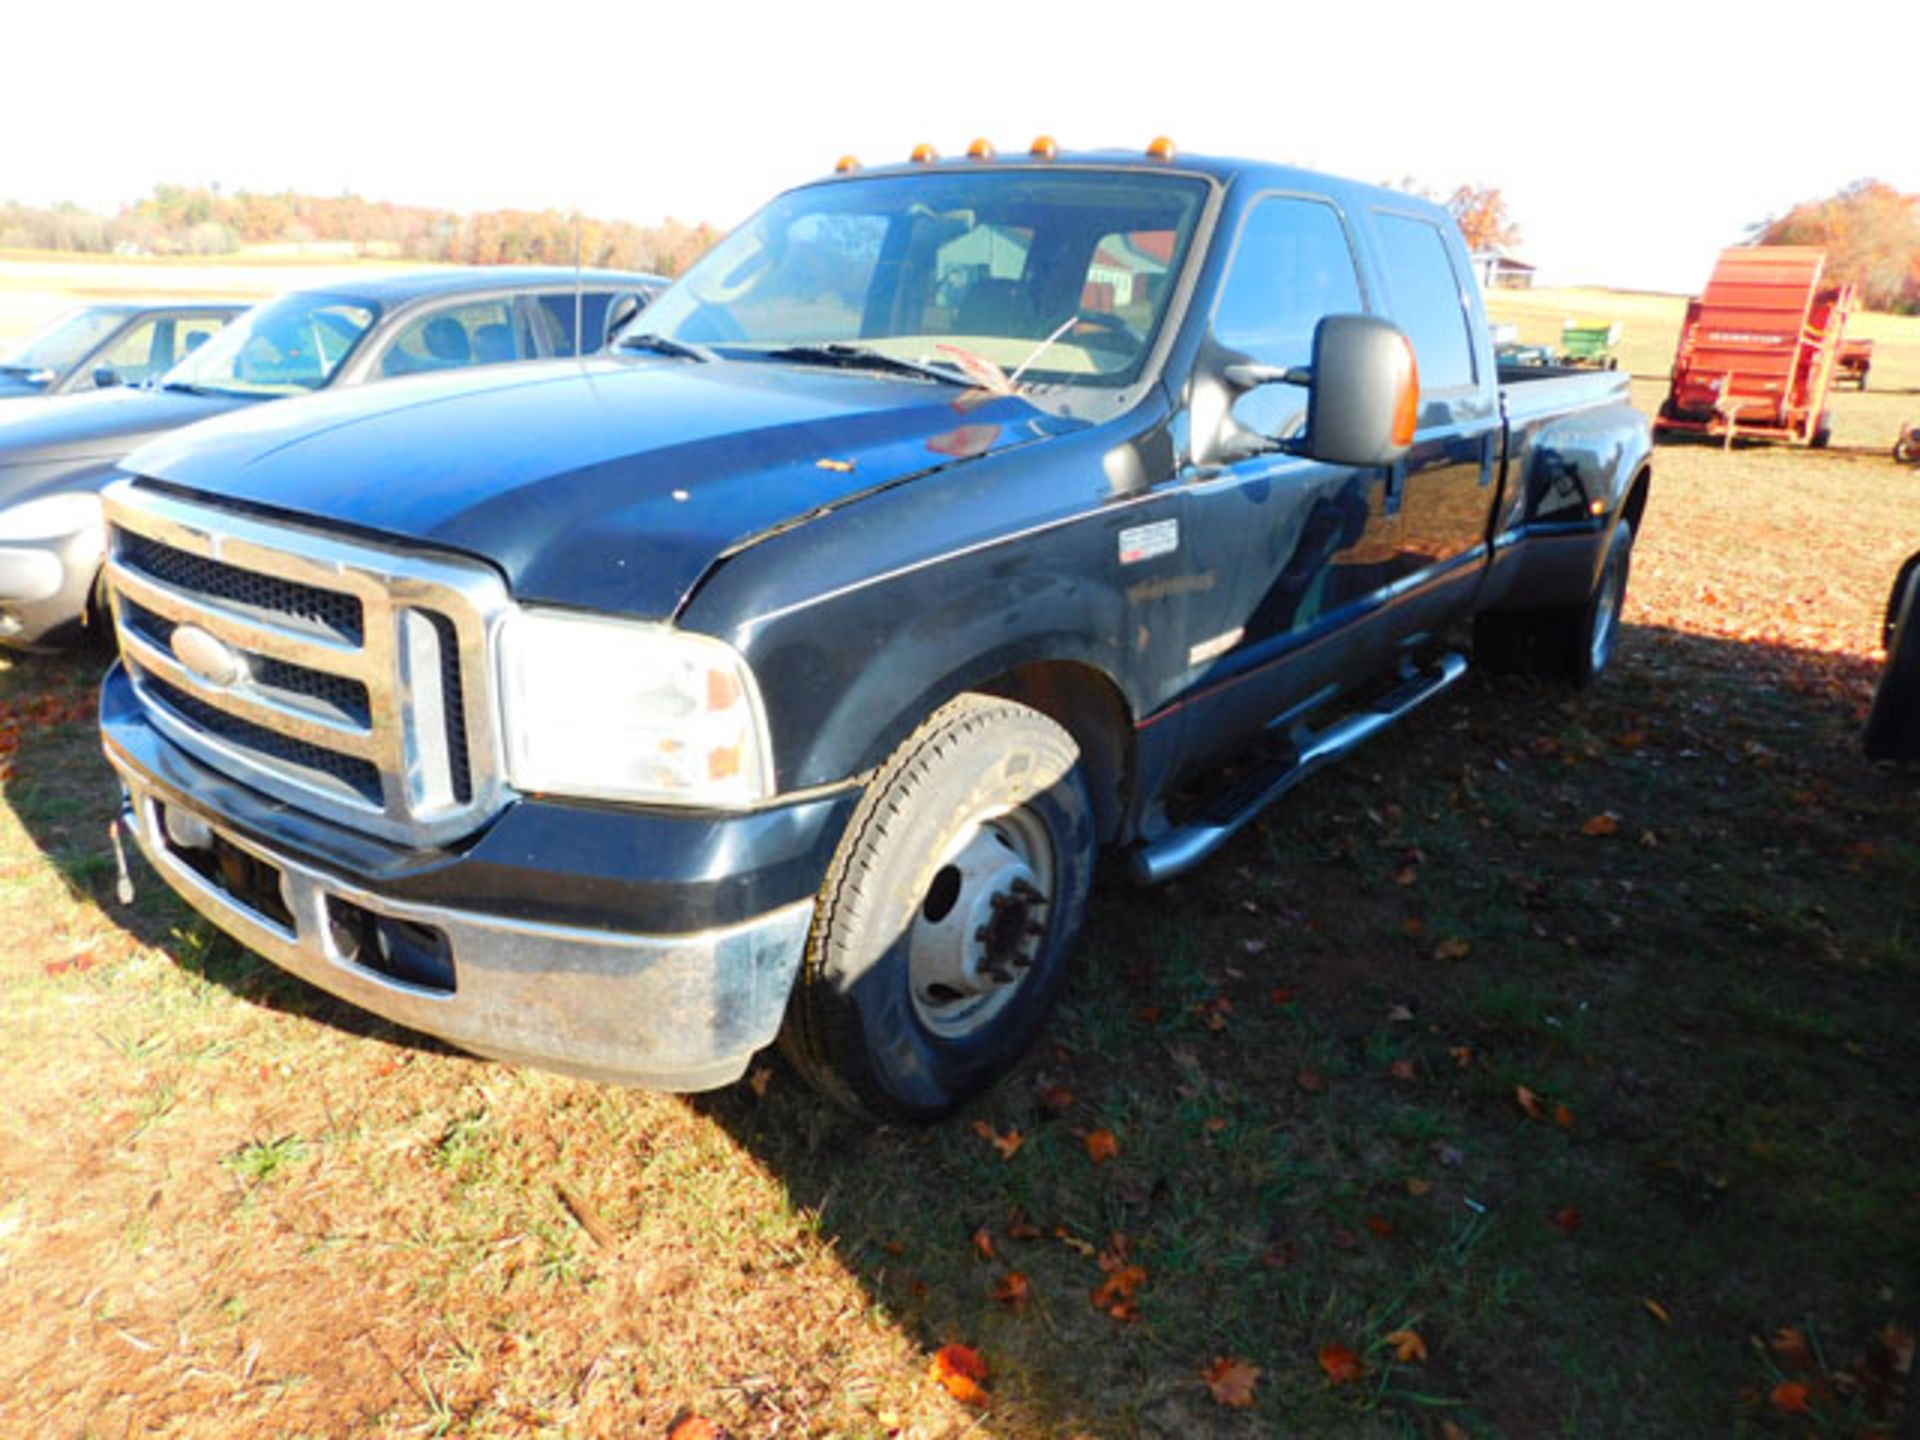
[0, 490, 104, 543]
[496, 609, 774, 808]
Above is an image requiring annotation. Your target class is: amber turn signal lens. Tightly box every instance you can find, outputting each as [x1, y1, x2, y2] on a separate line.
[910, 143, 939, 164]
[1029, 134, 1058, 159]
[967, 137, 994, 160]
[1145, 135, 1177, 161]
[834, 155, 860, 174]
[1392, 338, 1421, 448]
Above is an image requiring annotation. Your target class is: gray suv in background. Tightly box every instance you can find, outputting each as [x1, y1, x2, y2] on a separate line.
[0, 303, 246, 400]
[0, 266, 665, 651]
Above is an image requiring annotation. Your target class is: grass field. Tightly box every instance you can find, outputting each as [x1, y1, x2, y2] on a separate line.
[1, 275, 1918, 1438]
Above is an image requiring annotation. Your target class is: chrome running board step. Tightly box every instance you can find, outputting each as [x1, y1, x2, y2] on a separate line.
[1129, 650, 1469, 885]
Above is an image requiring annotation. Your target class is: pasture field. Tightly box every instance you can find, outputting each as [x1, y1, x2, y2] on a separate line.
[0, 275, 1917, 1438]
[0, 248, 439, 345]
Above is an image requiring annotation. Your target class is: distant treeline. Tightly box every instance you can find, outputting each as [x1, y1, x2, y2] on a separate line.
[0, 184, 721, 276]
[1752, 180, 1920, 313]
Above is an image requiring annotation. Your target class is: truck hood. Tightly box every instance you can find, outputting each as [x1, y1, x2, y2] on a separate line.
[126, 357, 1075, 618]
[0, 385, 253, 466]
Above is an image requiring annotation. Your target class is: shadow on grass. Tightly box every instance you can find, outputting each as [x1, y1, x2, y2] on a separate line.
[8, 626, 1918, 1435]
[686, 622, 1920, 1436]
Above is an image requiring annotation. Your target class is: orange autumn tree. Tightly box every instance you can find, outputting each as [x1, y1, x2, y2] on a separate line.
[1751, 179, 1920, 312]
[1446, 183, 1521, 253]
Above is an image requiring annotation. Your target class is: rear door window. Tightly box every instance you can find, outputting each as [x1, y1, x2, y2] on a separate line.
[535, 292, 620, 355]
[380, 300, 524, 377]
[1373, 212, 1477, 392]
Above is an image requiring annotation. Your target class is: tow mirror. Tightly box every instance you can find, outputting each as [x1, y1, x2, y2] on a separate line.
[92, 366, 123, 390]
[1229, 315, 1418, 467]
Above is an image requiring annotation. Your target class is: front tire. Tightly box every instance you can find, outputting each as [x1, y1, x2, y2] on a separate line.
[781, 694, 1096, 1123]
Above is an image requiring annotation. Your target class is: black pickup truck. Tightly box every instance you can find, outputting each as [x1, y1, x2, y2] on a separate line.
[97, 145, 1651, 1121]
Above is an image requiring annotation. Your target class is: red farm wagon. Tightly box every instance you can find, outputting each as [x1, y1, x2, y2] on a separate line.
[1655, 246, 1856, 447]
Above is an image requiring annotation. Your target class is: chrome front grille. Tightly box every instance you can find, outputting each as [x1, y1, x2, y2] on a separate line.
[103, 480, 511, 846]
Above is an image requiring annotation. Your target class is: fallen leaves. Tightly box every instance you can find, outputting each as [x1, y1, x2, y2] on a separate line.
[1550, 1205, 1582, 1236]
[1089, 1265, 1147, 1322]
[929, 1344, 990, 1406]
[1768, 1380, 1812, 1415]
[666, 1416, 730, 1440]
[1644, 1298, 1672, 1326]
[1581, 812, 1622, 837]
[1295, 1068, 1325, 1094]
[1082, 1129, 1119, 1165]
[1770, 1326, 1814, 1370]
[1432, 936, 1473, 961]
[972, 1120, 1023, 1161]
[1384, 1329, 1428, 1364]
[970, 1228, 995, 1261]
[992, 1272, 1031, 1310]
[1036, 1083, 1076, 1116]
[1204, 1355, 1260, 1408]
[1515, 1085, 1574, 1128]
[1317, 1342, 1366, 1385]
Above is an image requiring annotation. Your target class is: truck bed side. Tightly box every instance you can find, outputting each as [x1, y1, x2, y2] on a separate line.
[1478, 365, 1651, 615]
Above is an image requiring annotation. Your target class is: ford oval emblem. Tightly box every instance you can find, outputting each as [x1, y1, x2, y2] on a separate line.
[170, 625, 245, 688]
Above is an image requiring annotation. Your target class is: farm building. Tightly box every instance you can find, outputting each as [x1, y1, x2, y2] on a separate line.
[1471, 251, 1536, 289]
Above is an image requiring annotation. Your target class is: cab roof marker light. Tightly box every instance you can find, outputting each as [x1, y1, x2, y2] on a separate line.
[834, 155, 861, 174]
[1146, 136, 1177, 161]
[1029, 135, 1059, 159]
[967, 138, 995, 160]
[909, 143, 939, 164]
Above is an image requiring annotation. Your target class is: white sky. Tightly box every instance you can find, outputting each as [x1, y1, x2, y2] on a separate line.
[6, 0, 1917, 294]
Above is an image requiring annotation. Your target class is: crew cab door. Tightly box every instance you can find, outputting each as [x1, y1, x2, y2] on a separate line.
[1173, 193, 1407, 772]
[1368, 210, 1501, 631]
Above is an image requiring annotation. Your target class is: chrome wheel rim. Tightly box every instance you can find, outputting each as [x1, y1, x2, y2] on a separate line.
[907, 806, 1056, 1040]
[1591, 551, 1624, 674]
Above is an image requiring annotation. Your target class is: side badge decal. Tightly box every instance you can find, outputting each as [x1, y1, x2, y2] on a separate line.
[1119, 518, 1178, 565]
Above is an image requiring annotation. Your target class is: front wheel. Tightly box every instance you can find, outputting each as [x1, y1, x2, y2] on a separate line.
[781, 694, 1096, 1122]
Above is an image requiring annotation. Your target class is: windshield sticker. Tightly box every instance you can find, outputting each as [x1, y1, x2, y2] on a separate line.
[1119, 518, 1178, 565]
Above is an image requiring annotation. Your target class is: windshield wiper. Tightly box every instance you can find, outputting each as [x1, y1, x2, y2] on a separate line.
[758, 343, 971, 387]
[616, 332, 718, 363]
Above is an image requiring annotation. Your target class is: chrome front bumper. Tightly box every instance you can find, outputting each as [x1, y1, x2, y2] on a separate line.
[108, 754, 815, 1092]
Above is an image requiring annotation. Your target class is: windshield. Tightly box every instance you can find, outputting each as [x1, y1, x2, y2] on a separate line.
[1, 306, 127, 375]
[162, 292, 379, 397]
[636, 169, 1210, 390]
